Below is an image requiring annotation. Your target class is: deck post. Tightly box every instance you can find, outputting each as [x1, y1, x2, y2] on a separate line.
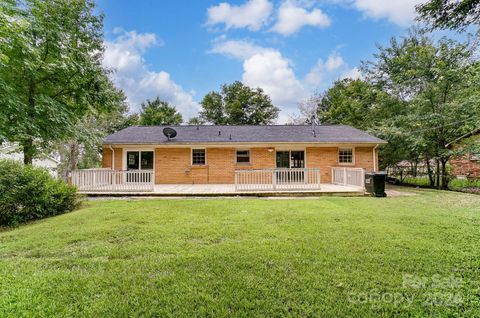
[150, 171, 154, 191]
[343, 167, 347, 186]
[112, 169, 116, 191]
[272, 170, 276, 190]
[361, 168, 365, 189]
[234, 172, 238, 191]
[317, 169, 321, 189]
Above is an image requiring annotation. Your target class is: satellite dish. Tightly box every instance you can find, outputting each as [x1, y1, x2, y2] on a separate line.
[163, 127, 177, 140]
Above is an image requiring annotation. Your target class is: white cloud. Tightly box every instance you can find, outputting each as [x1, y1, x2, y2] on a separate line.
[206, 0, 273, 31]
[209, 39, 273, 60]
[271, 1, 331, 36]
[341, 67, 362, 80]
[304, 52, 347, 86]
[210, 40, 309, 114]
[211, 40, 363, 122]
[351, 0, 424, 26]
[242, 51, 308, 114]
[103, 29, 199, 118]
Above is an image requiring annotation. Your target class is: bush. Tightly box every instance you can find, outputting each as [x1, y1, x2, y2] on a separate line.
[448, 178, 480, 194]
[0, 160, 82, 226]
[402, 176, 432, 187]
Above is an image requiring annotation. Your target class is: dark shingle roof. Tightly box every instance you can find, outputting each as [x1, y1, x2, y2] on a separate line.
[103, 125, 386, 145]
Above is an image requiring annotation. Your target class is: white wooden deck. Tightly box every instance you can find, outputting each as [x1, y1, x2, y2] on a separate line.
[82, 183, 365, 196]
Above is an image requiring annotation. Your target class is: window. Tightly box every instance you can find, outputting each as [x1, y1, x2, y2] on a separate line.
[192, 149, 206, 165]
[140, 151, 154, 169]
[127, 151, 154, 170]
[339, 148, 353, 164]
[236, 150, 250, 164]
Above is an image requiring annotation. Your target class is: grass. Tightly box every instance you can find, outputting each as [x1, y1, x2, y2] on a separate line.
[449, 178, 480, 194]
[1, 190, 479, 317]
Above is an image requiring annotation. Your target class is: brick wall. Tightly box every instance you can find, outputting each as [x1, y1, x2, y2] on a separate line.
[306, 147, 337, 182]
[102, 147, 112, 168]
[102, 147, 122, 170]
[306, 146, 375, 182]
[449, 134, 480, 178]
[235, 147, 276, 170]
[450, 154, 480, 178]
[104, 145, 376, 184]
[206, 148, 236, 183]
[153, 147, 276, 184]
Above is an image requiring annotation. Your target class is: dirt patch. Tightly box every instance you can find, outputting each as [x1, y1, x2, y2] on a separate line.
[385, 185, 419, 197]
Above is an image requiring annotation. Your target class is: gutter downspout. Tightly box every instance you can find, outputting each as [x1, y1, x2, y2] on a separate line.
[373, 144, 379, 172]
[109, 145, 115, 170]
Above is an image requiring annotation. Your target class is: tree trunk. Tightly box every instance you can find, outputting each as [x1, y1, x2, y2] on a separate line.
[435, 159, 441, 189]
[412, 161, 418, 177]
[22, 138, 34, 165]
[69, 141, 79, 171]
[24, 77, 36, 165]
[426, 158, 434, 187]
[441, 158, 449, 190]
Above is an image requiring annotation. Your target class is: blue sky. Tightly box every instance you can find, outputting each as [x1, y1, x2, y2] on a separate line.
[97, 0, 425, 122]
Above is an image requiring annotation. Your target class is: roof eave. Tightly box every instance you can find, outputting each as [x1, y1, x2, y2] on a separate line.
[102, 140, 388, 146]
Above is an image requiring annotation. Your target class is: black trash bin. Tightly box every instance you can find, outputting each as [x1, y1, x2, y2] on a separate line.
[365, 172, 387, 197]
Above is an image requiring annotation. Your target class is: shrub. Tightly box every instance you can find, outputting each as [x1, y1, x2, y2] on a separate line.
[448, 178, 480, 194]
[0, 159, 81, 226]
[402, 176, 432, 187]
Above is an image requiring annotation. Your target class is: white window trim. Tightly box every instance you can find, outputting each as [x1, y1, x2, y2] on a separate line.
[235, 149, 251, 165]
[123, 148, 155, 171]
[191, 147, 207, 166]
[338, 147, 355, 166]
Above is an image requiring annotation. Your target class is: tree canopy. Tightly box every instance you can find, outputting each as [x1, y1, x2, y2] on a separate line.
[0, 0, 123, 164]
[416, 0, 480, 30]
[315, 79, 403, 131]
[301, 29, 480, 188]
[199, 81, 279, 125]
[138, 98, 183, 126]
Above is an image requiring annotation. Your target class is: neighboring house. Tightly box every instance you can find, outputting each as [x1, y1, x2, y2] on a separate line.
[447, 128, 480, 179]
[0, 143, 60, 177]
[100, 125, 386, 185]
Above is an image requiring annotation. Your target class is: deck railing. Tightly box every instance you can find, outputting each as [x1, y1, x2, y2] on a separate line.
[235, 168, 321, 192]
[71, 169, 154, 192]
[331, 167, 365, 188]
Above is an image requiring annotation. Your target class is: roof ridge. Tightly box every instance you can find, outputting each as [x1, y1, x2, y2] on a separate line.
[132, 124, 350, 127]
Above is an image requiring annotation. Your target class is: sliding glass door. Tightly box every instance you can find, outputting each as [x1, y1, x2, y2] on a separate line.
[276, 151, 305, 169]
[126, 151, 154, 182]
[275, 150, 305, 182]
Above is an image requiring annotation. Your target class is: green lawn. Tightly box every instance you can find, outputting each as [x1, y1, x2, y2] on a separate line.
[1, 190, 479, 317]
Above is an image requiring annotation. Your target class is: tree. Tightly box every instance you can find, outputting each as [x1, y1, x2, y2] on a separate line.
[287, 95, 319, 125]
[56, 88, 129, 177]
[187, 117, 206, 125]
[299, 79, 408, 169]
[0, 0, 117, 164]
[199, 81, 279, 125]
[138, 98, 182, 125]
[363, 30, 480, 188]
[315, 79, 404, 131]
[416, 0, 480, 30]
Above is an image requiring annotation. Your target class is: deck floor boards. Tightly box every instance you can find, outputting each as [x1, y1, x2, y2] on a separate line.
[81, 183, 365, 196]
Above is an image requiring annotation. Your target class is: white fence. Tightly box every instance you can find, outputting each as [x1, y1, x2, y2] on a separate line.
[235, 168, 321, 192]
[332, 167, 365, 188]
[71, 169, 154, 192]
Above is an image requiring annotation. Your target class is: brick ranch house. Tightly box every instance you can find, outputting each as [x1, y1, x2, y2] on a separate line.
[88, 125, 386, 192]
